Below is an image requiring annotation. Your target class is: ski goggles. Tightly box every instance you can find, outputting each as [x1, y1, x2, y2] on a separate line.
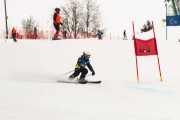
[85, 55, 91, 58]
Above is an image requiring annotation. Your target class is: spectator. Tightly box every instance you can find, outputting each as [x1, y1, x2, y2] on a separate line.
[96, 30, 103, 40]
[33, 27, 38, 39]
[123, 30, 127, 40]
[63, 30, 67, 39]
[12, 27, 17, 42]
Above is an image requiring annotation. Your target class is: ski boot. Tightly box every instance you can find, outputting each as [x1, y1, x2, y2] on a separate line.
[52, 36, 60, 40]
[68, 75, 75, 80]
[78, 78, 87, 84]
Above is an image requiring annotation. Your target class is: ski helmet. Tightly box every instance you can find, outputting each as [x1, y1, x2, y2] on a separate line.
[83, 51, 91, 59]
[55, 8, 60, 12]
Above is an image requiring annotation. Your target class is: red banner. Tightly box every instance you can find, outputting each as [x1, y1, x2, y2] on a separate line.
[134, 38, 158, 56]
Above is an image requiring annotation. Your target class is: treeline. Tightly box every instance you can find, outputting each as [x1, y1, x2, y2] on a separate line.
[60, 0, 102, 38]
[18, 0, 102, 39]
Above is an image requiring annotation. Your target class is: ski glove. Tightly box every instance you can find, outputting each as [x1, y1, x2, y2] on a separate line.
[92, 71, 95, 76]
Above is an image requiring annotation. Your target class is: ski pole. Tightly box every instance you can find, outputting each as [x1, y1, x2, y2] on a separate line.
[64, 70, 75, 75]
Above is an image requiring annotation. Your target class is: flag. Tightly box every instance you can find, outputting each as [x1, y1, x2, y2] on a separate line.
[134, 38, 158, 56]
[166, 15, 180, 26]
[133, 21, 162, 82]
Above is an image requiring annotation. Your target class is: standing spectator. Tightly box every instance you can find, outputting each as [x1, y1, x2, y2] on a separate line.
[63, 30, 67, 39]
[96, 30, 103, 40]
[33, 27, 38, 39]
[12, 27, 17, 42]
[52, 8, 63, 40]
[123, 30, 127, 40]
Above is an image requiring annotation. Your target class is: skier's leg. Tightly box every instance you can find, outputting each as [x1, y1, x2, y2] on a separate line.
[14, 36, 17, 42]
[69, 69, 81, 79]
[79, 68, 88, 80]
[53, 24, 60, 39]
[78, 68, 88, 83]
[13, 36, 17, 42]
[55, 30, 59, 37]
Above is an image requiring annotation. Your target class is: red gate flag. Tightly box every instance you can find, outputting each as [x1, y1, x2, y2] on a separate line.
[132, 21, 162, 82]
[134, 38, 158, 56]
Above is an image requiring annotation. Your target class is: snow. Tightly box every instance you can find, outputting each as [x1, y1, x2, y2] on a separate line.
[0, 0, 180, 119]
[0, 31, 180, 120]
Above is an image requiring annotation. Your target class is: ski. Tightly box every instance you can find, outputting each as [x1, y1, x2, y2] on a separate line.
[57, 80, 101, 84]
[86, 80, 101, 84]
[77, 78, 101, 84]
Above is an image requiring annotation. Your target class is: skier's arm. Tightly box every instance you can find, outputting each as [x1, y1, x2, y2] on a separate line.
[87, 63, 95, 75]
[53, 13, 57, 23]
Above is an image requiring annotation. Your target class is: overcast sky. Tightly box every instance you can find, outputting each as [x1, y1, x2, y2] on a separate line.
[0, 0, 165, 35]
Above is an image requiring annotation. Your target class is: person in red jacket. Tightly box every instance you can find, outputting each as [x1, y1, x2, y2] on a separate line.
[52, 8, 63, 40]
[12, 27, 17, 42]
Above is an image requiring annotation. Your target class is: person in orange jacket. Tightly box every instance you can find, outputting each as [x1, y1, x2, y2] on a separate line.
[53, 8, 63, 40]
[12, 27, 17, 42]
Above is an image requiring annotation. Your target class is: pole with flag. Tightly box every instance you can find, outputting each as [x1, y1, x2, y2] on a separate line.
[166, 3, 168, 40]
[152, 21, 163, 82]
[132, 21, 163, 83]
[132, 21, 139, 82]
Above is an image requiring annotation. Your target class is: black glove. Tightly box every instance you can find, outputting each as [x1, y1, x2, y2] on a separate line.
[92, 70, 95, 76]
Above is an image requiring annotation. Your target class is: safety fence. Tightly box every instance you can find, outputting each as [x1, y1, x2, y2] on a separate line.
[3, 30, 130, 40]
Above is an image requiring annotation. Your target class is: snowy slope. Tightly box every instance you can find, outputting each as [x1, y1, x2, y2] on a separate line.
[0, 37, 180, 120]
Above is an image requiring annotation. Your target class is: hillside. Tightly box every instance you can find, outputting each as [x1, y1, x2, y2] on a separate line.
[0, 38, 180, 120]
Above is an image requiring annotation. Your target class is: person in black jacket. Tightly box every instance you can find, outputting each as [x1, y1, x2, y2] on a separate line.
[69, 51, 95, 83]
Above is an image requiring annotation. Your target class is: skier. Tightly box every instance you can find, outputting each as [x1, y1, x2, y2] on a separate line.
[12, 27, 17, 42]
[123, 30, 127, 40]
[52, 8, 63, 40]
[96, 30, 103, 40]
[69, 51, 95, 83]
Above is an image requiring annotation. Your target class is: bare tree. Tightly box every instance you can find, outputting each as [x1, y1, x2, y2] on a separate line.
[61, 0, 84, 39]
[165, 0, 180, 15]
[21, 16, 39, 39]
[83, 0, 101, 37]
[60, 6, 71, 37]
[54, 0, 103, 39]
